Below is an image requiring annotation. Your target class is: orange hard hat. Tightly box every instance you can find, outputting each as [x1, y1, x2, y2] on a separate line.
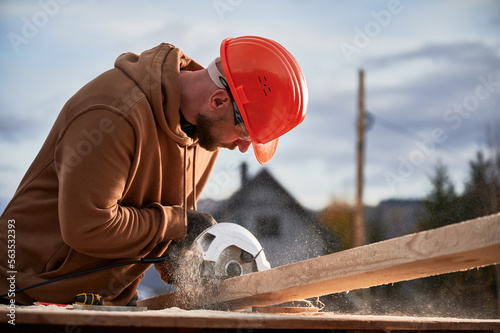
[219, 36, 308, 164]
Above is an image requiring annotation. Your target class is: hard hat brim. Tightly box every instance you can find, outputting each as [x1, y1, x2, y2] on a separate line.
[253, 138, 279, 165]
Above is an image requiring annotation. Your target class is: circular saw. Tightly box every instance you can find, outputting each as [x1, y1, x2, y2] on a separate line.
[194, 223, 271, 279]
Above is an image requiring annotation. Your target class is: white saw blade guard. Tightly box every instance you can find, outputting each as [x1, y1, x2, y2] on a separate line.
[194, 223, 271, 274]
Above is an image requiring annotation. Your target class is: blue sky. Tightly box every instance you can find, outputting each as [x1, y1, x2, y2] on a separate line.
[1, 0, 499, 211]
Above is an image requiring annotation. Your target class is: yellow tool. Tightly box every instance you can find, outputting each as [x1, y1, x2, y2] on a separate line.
[74, 293, 102, 305]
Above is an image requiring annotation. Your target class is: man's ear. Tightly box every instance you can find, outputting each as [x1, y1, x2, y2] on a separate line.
[209, 89, 230, 111]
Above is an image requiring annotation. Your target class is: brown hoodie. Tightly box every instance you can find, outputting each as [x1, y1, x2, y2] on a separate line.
[0, 44, 218, 305]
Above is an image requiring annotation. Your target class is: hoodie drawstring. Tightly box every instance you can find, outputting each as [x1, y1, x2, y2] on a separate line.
[183, 145, 198, 227]
[183, 146, 188, 227]
[192, 146, 197, 210]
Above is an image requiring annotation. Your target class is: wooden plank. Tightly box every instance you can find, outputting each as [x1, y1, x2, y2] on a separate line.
[137, 213, 500, 311]
[1, 307, 499, 331]
[252, 306, 319, 314]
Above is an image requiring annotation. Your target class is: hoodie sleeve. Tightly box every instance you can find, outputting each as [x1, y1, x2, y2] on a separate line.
[54, 108, 186, 258]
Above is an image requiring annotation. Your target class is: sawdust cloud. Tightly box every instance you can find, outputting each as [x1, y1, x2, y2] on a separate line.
[319, 269, 500, 320]
[167, 243, 214, 307]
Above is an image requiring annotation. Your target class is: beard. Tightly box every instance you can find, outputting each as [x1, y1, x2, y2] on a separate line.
[196, 113, 221, 152]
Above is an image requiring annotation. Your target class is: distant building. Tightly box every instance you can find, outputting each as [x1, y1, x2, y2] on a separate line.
[198, 163, 337, 268]
[366, 199, 426, 239]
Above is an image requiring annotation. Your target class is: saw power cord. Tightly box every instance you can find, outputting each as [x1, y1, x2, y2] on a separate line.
[0, 254, 169, 299]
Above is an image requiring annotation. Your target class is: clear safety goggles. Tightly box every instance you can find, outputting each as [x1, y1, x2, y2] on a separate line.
[219, 77, 251, 142]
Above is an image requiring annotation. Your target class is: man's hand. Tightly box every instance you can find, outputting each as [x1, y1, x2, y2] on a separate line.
[155, 210, 217, 284]
[182, 209, 217, 248]
[155, 261, 175, 284]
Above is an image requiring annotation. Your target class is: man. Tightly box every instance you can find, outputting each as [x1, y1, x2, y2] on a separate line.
[0, 36, 307, 306]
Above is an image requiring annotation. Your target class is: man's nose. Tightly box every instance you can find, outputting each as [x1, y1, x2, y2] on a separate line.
[236, 140, 251, 153]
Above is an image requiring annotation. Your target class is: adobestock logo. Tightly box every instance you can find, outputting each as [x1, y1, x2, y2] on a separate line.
[57, 117, 116, 174]
[442, 73, 500, 130]
[6, 0, 71, 54]
[384, 71, 499, 192]
[200, 159, 240, 199]
[339, 0, 405, 63]
[213, 0, 245, 21]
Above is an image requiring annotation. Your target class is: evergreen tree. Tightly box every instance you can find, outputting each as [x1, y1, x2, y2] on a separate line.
[414, 154, 499, 317]
[460, 151, 496, 219]
[416, 162, 460, 231]
[485, 122, 500, 213]
[490, 153, 500, 213]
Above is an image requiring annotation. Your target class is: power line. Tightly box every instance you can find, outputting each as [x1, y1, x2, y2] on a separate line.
[369, 112, 465, 158]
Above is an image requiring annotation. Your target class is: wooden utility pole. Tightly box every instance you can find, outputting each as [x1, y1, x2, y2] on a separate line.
[354, 69, 366, 247]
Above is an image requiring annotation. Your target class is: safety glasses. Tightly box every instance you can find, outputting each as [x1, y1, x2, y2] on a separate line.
[219, 77, 251, 141]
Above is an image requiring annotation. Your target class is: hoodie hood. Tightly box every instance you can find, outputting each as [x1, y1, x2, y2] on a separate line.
[114, 43, 203, 147]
